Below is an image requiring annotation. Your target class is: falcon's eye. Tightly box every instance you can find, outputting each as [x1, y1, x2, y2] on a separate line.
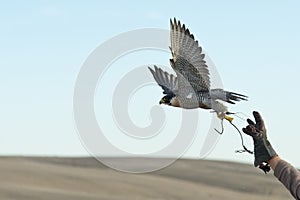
[160, 96, 170, 104]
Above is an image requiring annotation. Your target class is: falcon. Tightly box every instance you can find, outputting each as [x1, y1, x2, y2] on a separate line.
[149, 18, 247, 130]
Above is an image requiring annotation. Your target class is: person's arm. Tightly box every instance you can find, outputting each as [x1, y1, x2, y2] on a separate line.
[270, 157, 300, 200]
[268, 155, 281, 170]
[243, 111, 300, 199]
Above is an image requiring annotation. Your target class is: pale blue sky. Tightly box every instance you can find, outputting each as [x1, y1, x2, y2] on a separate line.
[1, 1, 300, 167]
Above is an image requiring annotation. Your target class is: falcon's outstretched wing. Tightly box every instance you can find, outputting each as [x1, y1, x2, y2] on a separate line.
[169, 18, 210, 92]
[148, 65, 178, 96]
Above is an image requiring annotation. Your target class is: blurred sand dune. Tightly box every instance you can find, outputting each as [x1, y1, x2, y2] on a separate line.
[0, 157, 293, 200]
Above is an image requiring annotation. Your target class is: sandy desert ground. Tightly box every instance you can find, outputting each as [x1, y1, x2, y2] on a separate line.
[0, 157, 294, 200]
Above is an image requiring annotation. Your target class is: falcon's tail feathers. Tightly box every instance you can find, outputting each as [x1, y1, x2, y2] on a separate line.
[210, 89, 248, 104]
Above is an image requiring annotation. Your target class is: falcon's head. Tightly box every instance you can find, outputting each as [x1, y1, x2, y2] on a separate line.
[159, 95, 172, 105]
[159, 95, 179, 107]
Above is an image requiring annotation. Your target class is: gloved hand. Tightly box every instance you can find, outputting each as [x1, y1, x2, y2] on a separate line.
[242, 111, 277, 172]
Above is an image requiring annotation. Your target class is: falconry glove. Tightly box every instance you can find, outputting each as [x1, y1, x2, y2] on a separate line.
[242, 111, 277, 173]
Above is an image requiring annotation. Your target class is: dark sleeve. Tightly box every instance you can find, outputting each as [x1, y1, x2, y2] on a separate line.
[274, 160, 300, 200]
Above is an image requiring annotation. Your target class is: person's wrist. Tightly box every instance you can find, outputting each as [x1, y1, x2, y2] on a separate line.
[267, 155, 280, 170]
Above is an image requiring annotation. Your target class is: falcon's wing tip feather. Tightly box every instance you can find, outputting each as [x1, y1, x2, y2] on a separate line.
[174, 18, 177, 27]
[170, 18, 174, 29]
[171, 17, 184, 31]
[148, 66, 154, 72]
[171, 18, 195, 39]
[149, 65, 161, 74]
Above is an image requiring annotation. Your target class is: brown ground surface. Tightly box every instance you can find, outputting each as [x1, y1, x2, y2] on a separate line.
[0, 157, 294, 200]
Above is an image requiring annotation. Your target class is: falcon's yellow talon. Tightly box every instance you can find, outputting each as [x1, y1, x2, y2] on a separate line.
[225, 115, 234, 123]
